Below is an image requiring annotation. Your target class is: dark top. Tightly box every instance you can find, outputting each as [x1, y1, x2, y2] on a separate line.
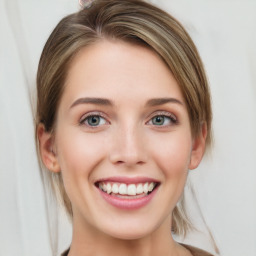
[61, 243, 214, 256]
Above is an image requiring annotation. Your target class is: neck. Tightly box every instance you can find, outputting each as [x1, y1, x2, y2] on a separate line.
[67, 214, 191, 256]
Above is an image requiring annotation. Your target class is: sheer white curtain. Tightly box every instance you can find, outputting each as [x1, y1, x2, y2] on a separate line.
[0, 0, 255, 255]
[160, 1, 256, 256]
[0, 1, 76, 255]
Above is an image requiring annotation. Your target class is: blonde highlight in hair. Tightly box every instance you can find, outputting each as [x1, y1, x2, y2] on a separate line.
[36, 0, 212, 237]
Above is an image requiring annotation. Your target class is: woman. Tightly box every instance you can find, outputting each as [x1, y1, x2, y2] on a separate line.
[36, 0, 216, 255]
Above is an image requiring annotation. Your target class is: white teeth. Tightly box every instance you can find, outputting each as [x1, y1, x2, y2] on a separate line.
[148, 182, 154, 192]
[106, 183, 112, 194]
[143, 182, 149, 194]
[119, 184, 127, 195]
[112, 183, 119, 194]
[136, 184, 144, 194]
[127, 184, 136, 196]
[99, 181, 157, 196]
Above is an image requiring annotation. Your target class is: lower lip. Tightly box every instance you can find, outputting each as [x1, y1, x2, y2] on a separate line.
[97, 186, 159, 210]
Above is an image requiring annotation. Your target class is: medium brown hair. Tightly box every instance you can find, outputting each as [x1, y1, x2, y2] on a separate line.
[36, 0, 212, 236]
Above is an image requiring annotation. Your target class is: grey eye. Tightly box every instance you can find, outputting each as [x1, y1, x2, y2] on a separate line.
[149, 114, 177, 126]
[87, 116, 101, 126]
[82, 115, 107, 127]
[152, 116, 165, 125]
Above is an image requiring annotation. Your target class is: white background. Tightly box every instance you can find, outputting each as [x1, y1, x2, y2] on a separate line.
[0, 0, 255, 255]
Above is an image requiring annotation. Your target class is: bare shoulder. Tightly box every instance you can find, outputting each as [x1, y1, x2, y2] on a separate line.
[180, 243, 215, 256]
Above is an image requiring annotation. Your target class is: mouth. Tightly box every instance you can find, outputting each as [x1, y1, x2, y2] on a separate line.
[94, 178, 160, 209]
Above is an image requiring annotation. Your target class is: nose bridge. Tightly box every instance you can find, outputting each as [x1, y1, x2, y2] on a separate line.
[110, 120, 146, 166]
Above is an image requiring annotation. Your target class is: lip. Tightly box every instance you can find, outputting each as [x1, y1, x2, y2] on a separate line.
[95, 176, 160, 210]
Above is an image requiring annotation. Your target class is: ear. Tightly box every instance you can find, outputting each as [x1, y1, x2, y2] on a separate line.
[37, 123, 61, 173]
[189, 122, 207, 170]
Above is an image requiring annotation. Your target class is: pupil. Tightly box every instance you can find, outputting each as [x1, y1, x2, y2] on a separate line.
[89, 116, 99, 125]
[154, 116, 164, 125]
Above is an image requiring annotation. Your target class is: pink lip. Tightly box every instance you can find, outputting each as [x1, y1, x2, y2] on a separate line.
[96, 185, 159, 210]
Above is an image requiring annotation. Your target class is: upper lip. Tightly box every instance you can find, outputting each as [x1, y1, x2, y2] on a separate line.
[94, 176, 160, 185]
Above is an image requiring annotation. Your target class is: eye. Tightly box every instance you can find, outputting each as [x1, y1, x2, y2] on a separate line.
[147, 112, 177, 127]
[152, 116, 167, 125]
[80, 114, 108, 127]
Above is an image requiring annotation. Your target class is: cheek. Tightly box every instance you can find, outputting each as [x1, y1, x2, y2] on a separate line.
[148, 131, 192, 213]
[55, 128, 108, 178]
[150, 132, 192, 203]
[151, 131, 192, 180]
[54, 128, 110, 210]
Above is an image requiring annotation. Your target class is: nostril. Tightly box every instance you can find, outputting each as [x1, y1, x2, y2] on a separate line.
[114, 160, 145, 166]
[113, 160, 126, 166]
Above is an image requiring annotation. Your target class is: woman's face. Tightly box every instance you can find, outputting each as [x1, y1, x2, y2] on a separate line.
[39, 40, 206, 240]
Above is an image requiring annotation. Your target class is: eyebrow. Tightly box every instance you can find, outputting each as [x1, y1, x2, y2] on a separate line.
[70, 97, 113, 109]
[70, 97, 183, 109]
[146, 98, 183, 107]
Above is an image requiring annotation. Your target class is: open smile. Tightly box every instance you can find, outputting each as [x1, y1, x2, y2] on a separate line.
[95, 177, 160, 210]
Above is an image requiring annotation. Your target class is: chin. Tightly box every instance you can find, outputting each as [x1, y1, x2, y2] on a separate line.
[97, 217, 160, 241]
[106, 228, 152, 241]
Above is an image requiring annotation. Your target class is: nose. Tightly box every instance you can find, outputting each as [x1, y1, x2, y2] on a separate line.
[109, 124, 147, 167]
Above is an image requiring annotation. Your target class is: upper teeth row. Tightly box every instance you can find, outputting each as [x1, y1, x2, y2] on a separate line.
[99, 182, 156, 196]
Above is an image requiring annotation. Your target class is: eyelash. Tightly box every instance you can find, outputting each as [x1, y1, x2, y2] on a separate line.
[79, 111, 178, 128]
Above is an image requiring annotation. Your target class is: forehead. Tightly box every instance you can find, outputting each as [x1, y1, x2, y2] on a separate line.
[62, 39, 184, 107]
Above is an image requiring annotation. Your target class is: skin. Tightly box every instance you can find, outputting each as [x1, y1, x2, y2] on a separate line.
[38, 40, 207, 256]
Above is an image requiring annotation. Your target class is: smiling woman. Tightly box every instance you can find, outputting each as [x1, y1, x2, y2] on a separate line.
[36, 0, 216, 256]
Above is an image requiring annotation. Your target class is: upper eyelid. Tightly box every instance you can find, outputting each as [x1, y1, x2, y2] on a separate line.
[147, 110, 177, 120]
